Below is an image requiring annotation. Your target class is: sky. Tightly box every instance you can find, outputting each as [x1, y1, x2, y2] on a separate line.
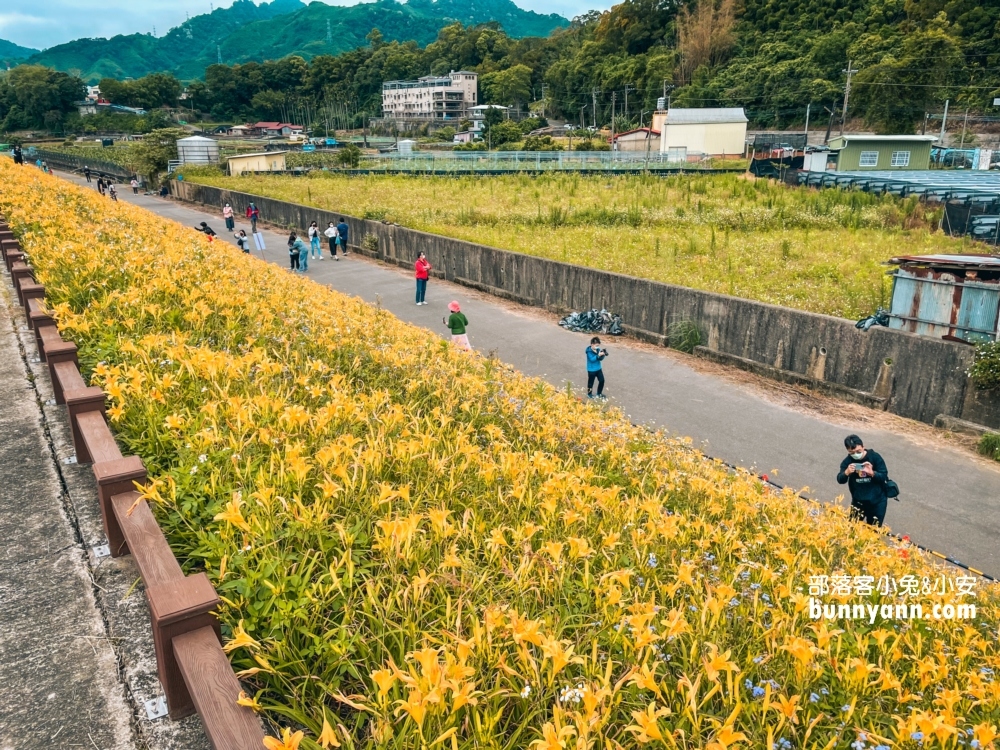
[1, 0, 605, 51]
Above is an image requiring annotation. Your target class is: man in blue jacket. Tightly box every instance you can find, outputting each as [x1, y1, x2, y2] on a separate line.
[586, 337, 608, 399]
[836, 434, 889, 525]
[337, 217, 349, 255]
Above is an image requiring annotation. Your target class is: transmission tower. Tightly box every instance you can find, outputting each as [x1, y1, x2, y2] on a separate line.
[326, 19, 332, 45]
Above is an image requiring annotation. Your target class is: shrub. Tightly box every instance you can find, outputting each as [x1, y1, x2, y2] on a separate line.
[667, 320, 703, 353]
[978, 432, 1000, 461]
[522, 135, 563, 152]
[969, 341, 1000, 391]
[362, 232, 379, 252]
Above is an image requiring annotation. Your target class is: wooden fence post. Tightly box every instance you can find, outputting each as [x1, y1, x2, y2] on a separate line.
[146, 574, 222, 719]
[93, 456, 147, 556]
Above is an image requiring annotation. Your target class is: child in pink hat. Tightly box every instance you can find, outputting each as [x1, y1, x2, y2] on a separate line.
[443, 301, 470, 350]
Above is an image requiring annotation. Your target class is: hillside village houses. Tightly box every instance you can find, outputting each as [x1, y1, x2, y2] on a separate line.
[382, 71, 478, 120]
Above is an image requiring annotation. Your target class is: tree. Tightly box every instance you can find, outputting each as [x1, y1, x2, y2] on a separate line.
[0, 65, 84, 131]
[488, 119, 522, 147]
[481, 65, 533, 108]
[336, 143, 362, 167]
[131, 127, 187, 180]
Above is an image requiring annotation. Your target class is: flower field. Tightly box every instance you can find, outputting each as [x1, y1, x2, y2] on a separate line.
[2, 161, 999, 750]
[185, 171, 971, 320]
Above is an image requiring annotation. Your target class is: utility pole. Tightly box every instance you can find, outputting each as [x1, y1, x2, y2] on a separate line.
[803, 103, 810, 142]
[592, 88, 598, 129]
[541, 84, 548, 119]
[624, 84, 633, 124]
[960, 107, 969, 149]
[922, 112, 928, 135]
[580, 104, 586, 130]
[840, 60, 858, 135]
[939, 99, 949, 144]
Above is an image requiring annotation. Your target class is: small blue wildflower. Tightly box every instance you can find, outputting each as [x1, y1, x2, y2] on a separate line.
[809, 693, 820, 703]
[761, 593, 771, 602]
[744, 679, 754, 690]
[777, 739, 792, 750]
[821, 687, 829, 695]
[874, 745, 891, 750]
[750, 583, 761, 590]
[752, 686, 766, 699]
[970, 741, 980, 750]
[851, 740, 865, 750]
[841, 704, 852, 713]
[729, 598, 741, 608]
[647, 554, 658, 568]
[752, 655, 764, 664]
[911, 732, 924, 742]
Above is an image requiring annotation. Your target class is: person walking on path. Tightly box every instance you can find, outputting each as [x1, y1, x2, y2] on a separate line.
[288, 233, 305, 272]
[586, 337, 608, 399]
[84, 165, 92, 182]
[12, 145, 23, 165]
[223, 203, 235, 231]
[130, 178, 139, 195]
[444, 301, 470, 350]
[246, 203, 260, 232]
[234, 229, 250, 253]
[324, 222, 340, 260]
[308, 221, 323, 260]
[336, 217, 349, 255]
[837, 434, 890, 526]
[415, 252, 431, 305]
[96, 176, 106, 195]
[108, 183, 118, 202]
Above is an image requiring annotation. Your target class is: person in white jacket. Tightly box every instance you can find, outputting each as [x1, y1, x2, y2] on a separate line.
[323, 221, 340, 260]
[307, 221, 323, 260]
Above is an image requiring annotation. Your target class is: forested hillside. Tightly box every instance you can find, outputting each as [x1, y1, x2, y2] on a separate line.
[0, 39, 39, 67]
[5, 0, 999, 135]
[24, 0, 568, 82]
[187, 0, 1000, 134]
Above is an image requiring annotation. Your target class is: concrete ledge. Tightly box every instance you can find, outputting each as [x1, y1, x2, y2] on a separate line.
[453, 276, 537, 307]
[693, 345, 889, 410]
[934, 414, 996, 438]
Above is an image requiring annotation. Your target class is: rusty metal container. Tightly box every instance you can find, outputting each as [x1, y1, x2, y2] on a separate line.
[887, 254, 1000, 343]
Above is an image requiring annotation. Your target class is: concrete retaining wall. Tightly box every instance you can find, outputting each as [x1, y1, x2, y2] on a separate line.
[172, 180, 1000, 430]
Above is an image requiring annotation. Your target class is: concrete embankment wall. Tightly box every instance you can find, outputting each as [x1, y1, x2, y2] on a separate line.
[172, 180, 1000, 430]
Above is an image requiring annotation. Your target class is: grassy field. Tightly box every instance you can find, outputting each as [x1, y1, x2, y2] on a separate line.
[186, 171, 969, 319]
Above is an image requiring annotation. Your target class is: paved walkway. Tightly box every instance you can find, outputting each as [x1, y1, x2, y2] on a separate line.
[0, 279, 136, 748]
[59, 173, 1000, 578]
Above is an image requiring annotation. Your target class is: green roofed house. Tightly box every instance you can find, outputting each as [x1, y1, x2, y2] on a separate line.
[828, 135, 937, 171]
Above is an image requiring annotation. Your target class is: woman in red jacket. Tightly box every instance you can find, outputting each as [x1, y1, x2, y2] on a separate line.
[415, 251, 431, 305]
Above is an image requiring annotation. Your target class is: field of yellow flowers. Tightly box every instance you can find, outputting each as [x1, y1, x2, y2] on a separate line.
[186, 171, 968, 320]
[2, 160, 998, 750]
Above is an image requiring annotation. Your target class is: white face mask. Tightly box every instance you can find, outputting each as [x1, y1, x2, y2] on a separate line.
[850, 451, 864, 460]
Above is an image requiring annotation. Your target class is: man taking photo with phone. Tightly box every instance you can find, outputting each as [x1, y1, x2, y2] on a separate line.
[836, 434, 889, 526]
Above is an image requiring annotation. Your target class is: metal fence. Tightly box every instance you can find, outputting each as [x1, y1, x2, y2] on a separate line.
[33, 148, 132, 180]
[358, 150, 730, 173]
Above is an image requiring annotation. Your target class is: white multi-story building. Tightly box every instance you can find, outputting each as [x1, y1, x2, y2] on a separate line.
[382, 71, 478, 120]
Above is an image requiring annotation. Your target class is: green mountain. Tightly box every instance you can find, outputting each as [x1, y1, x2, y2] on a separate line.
[0, 38, 39, 66]
[26, 0, 305, 82]
[25, 0, 568, 83]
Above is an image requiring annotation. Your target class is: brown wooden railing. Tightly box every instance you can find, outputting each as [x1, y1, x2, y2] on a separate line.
[1, 218, 268, 750]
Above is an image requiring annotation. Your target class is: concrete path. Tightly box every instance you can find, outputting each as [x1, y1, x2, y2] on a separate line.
[0, 280, 136, 748]
[59, 173, 1000, 578]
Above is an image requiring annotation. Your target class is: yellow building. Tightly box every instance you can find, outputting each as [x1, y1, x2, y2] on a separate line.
[226, 151, 288, 175]
[650, 108, 748, 159]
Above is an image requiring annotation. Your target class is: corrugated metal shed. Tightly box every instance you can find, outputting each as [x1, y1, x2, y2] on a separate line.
[887, 254, 1000, 343]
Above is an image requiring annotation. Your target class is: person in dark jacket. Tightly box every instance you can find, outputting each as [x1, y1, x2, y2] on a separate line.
[836, 434, 889, 526]
[336, 217, 349, 255]
[195, 221, 217, 237]
[83, 165, 92, 182]
[586, 337, 608, 399]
